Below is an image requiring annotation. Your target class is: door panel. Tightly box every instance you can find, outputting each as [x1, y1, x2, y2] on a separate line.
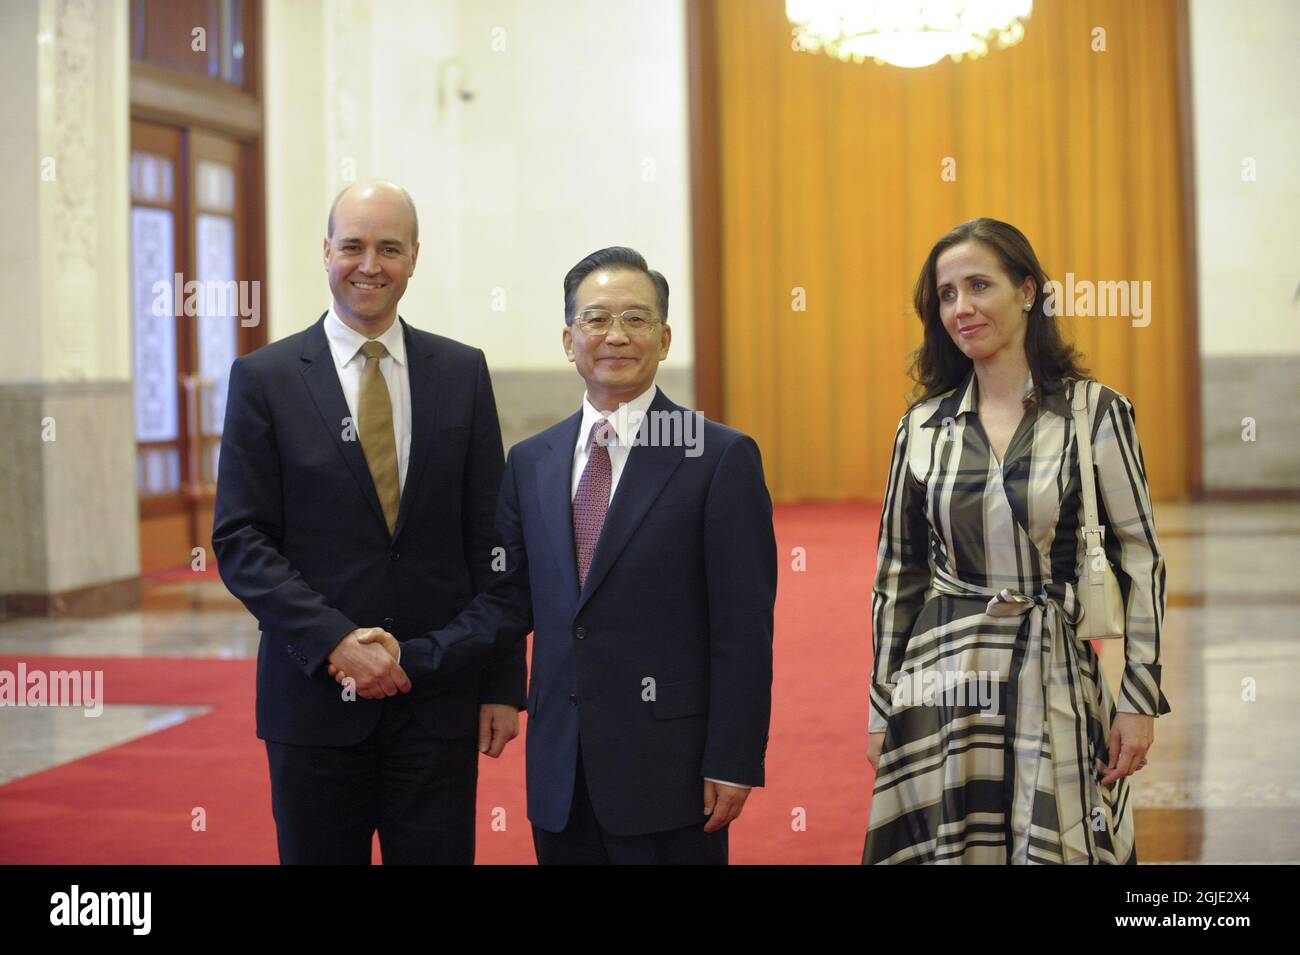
[131, 120, 253, 574]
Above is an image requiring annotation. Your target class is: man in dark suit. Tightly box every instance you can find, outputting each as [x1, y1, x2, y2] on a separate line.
[213, 180, 524, 864]
[344, 246, 776, 863]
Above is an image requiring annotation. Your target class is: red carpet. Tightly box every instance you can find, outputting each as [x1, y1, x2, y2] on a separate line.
[0, 503, 880, 864]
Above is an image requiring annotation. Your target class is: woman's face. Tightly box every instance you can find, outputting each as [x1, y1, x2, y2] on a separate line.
[934, 240, 1035, 364]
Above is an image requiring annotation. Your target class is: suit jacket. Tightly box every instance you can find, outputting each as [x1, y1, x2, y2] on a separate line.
[401, 389, 777, 836]
[212, 313, 526, 747]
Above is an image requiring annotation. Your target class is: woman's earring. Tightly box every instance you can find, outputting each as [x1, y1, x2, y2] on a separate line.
[1024, 302, 1032, 311]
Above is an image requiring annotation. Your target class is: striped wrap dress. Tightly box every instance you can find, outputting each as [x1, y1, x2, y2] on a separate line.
[863, 374, 1170, 865]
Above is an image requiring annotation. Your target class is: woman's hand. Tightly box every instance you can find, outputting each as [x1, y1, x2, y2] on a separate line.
[868, 731, 885, 771]
[1100, 712, 1155, 786]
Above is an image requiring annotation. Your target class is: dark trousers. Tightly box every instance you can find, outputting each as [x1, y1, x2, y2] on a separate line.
[532, 748, 727, 865]
[266, 697, 478, 864]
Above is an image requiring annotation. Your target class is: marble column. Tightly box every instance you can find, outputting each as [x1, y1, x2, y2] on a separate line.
[0, 0, 138, 617]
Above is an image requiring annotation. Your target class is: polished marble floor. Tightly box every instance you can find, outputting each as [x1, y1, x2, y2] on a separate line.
[1, 500, 1297, 863]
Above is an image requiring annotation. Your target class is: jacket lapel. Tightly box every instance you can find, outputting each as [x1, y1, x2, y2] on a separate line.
[299, 313, 389, 535]
[394, 319, 436, 540]
[537, 411, 583, 602]
[575, 390, 685, 615]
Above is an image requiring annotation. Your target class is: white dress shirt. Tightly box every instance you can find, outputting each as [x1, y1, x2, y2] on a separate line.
[324, 307, 412, 666]
[323, 305, 412, 493]
[570, 384, 659, 502]
[570, 384, 750, 792]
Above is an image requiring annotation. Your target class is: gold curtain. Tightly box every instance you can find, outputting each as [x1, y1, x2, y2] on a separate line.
[711, 0, 1193, 500]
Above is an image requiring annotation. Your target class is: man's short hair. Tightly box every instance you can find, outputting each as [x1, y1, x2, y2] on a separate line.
[563, 246, 669, 325]
[327, 181, 419, 247]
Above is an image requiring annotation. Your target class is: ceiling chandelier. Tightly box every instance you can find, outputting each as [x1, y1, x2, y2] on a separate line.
[786, 1, 1033, 69]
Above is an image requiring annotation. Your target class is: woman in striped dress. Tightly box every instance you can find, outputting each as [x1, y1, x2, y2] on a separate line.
[863, 218, 1170, 865]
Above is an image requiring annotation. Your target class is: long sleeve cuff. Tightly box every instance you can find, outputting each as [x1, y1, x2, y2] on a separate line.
[1116, 661, 1171, 717]
[868, 683, 893, 733]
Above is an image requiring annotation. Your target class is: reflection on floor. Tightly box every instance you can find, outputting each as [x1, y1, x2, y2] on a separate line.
[1110, 501, 1300, 863]
[2, 705, 210, 785]
[0, 500, 1296, 863]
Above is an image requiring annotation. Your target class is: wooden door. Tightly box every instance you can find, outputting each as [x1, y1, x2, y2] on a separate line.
[131, 120, 256, 574]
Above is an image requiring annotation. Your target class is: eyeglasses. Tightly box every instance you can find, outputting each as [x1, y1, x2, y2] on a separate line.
[573, 308, 662, 337]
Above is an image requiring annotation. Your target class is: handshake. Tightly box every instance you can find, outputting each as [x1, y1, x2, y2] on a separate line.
[326, 627, 410, 700]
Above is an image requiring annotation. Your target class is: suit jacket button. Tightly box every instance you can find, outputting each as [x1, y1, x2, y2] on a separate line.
[390, 551, 400, 561]
[574, 626, 586, 640]
[569, 693, 578, 705]
[384, 617, 395, 629]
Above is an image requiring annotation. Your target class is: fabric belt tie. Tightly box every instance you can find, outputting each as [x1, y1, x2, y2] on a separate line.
[927, 570, 1097, 864]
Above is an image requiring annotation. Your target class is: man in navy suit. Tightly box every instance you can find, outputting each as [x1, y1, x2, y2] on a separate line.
[213, 180, 524, 864]
[344, 246, 777, 863]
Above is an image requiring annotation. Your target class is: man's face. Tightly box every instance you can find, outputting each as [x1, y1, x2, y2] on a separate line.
[563, 267, 671, 410]
[323, 185, 419, 332]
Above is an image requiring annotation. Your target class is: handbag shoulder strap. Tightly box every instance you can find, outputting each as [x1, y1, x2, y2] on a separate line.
[1070, 380, 1105, 546]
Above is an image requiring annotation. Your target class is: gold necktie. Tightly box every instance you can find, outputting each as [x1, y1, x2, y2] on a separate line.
[357, 340, 400, 535]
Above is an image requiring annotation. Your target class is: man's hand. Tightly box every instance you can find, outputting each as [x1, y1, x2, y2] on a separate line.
[478, 704, 519, 757]
[326, 628, 410, 700]
[352, 627, 402, 660]
[327, 627, 400, 677]
[702, 780, 750, 833]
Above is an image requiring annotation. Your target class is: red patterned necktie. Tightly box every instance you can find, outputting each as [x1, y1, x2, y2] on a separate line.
[573, 419, 612, 589]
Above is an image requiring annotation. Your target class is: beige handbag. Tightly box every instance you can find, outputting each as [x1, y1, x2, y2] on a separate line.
[1071, 381, 1126, 640]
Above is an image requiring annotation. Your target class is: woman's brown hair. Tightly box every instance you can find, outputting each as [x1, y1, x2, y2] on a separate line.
[908, 217, 1088, 408]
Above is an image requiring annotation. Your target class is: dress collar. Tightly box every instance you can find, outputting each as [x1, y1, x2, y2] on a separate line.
[921, 367, 1071, 427]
